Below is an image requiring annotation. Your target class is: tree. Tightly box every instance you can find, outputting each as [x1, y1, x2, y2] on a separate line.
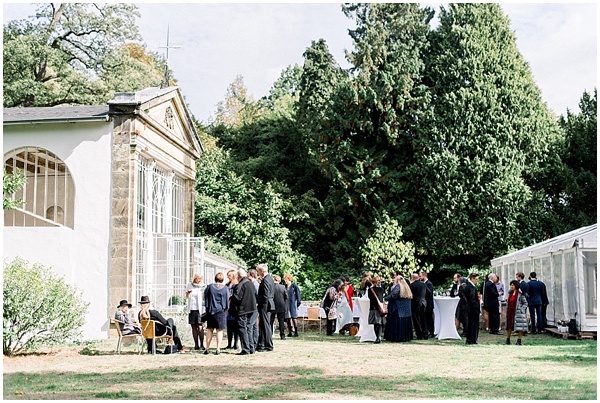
[360, 215, 420, 279]
[297, 4, 433, 270]
[211, 75, 260, 127]
[3, 3, 147, 107]
[3, 169, 26, 210]
[555, 89, 597, 231]
[3, 257, 89, 355]
[100, 43, 166, 95]
[414, 3, 563, 266]
[194, 147, 303, 274]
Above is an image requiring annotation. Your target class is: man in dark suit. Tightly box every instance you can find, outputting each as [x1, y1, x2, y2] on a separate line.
[465, 273, 480, 345]
[527, 272, 545, 334]
[540, 278, 549, 330]
[232, 269, 258, 355]
[409, 273, 428, 340]
[420, 271, 435, 338]
[457, 277, 469, 336]
[483, 273, 502, 335]
[256, 263, 275, 352]
[271, 275, 288, 340]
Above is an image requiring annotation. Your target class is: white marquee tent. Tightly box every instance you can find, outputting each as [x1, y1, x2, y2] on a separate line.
[491, 224, 597, 332]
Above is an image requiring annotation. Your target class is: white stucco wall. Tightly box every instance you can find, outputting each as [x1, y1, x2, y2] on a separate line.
[3, 121, 113, 340]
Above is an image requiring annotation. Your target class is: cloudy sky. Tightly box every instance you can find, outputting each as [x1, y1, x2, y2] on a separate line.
[3, 3, 597, 122]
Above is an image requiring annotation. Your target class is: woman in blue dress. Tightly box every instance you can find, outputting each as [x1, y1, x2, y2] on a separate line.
[384, 275, 413, 342]
[284, 274, 301, 337]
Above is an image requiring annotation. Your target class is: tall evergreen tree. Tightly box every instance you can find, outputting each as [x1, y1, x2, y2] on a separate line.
[298, 4, 433, 269]
[416, 3, 562, 265]
[555, 89, 597, 231]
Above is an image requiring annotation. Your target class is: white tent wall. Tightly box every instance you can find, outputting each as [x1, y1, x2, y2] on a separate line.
[492, 224, 597, 332]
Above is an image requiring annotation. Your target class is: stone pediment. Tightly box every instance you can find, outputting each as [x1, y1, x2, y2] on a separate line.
[109, 86, 203, 159]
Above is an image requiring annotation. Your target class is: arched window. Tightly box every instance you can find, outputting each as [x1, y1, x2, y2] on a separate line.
[4, 147, 75, 228]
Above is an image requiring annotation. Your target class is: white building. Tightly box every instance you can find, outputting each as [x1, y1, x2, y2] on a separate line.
[3, 87, 211, 339]
[491, 224, 597, 332]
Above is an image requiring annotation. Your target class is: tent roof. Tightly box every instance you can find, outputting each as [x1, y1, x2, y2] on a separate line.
[491, 223, 597, 266]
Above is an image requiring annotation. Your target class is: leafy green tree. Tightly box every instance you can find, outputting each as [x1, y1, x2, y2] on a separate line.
[3, 3, 148, 107]
[3, 169, 26, 210]
[3, 257, 89, 355]
[415, 3, 562, 266]
[100, 43, 166, 95]
[555, 89, 597, 231]
[360, 215, 419, 280]
[194, 147, 303, 274]
[211, 75, 260, 127]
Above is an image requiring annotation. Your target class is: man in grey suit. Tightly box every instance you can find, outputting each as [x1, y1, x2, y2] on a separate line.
[257, 263, 275, 352]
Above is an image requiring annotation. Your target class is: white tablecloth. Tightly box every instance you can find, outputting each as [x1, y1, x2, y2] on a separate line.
[356, 297, 376, 342]
[433, 297, 461, 340]
[297, 299, 361, 320]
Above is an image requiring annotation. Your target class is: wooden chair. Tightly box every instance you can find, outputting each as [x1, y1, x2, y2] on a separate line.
[302, 306, 322, 333]
[113, 319, 142, 354]
[141, 319, 173, 354]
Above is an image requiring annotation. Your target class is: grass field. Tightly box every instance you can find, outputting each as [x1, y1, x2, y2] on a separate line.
[3, 330, 597, 400]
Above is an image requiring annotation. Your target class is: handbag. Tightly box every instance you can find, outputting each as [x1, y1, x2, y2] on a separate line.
[327, 299, 339, 320]
[370, 287, 388, 315]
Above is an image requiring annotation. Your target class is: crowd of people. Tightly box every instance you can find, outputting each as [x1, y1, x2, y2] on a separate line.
[114, 263, 303, 354]
[113, 265, 549, 353]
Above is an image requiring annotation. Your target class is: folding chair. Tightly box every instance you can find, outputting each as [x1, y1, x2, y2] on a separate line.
[113, 319, 142, 354]
[141, 319, 173, 354]
[303, 306, 322, 333]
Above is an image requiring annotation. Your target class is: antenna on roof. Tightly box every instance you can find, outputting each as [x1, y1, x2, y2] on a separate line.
[159, 24, 182, 89]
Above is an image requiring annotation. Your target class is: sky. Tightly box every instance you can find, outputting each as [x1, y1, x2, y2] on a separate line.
[2, 2, 598, 123]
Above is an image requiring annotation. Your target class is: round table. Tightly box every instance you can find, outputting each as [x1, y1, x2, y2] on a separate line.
[356, 297, 376, 342]
[433, 297, 461, 340]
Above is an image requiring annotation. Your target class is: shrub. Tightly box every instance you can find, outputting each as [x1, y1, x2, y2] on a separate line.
[168, 295, 186, 306]
[3, 257, 90, 355]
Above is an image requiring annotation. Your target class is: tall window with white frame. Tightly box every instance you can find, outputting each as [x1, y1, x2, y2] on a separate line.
[4, 147, 75, 228]
[135, 155, 187, 307]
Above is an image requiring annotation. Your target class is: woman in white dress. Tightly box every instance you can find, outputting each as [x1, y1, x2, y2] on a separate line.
[336, 281, 353, 333]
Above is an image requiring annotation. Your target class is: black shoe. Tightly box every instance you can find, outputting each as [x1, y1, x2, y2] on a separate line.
[233, 345, 239, 350]
[280, 335, 286, 340]
[194, 346, 200, 351]
[257, 348, 267, 352]
[293, 333, 298, 337]
[224, 346, 231, 350]
[204, 349, 210, 355]
[287, 333, 293, 337]
[236, 351, 249, 355]
[505, 338, 511, 345]
[374, 338, 381, 344]
[215, 349, 221, 355]
[200, 346, 206, 351]
[516, 339, 522, 345]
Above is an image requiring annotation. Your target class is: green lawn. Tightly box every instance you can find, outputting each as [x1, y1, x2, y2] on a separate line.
[3, 331, 596, 400]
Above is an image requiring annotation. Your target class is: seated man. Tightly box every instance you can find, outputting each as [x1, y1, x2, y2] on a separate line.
[115, 299, 141, 335]
[138, 295, 184, 353]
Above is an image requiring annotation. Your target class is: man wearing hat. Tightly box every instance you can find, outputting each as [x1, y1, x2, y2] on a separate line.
[115, 299, 142, 335]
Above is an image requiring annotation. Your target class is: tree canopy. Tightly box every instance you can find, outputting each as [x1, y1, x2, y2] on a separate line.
[3, 3, 165, 107]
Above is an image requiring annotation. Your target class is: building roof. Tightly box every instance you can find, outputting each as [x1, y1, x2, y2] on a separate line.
[3, 105, 110, 124]
[491, 223, 597, 266]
